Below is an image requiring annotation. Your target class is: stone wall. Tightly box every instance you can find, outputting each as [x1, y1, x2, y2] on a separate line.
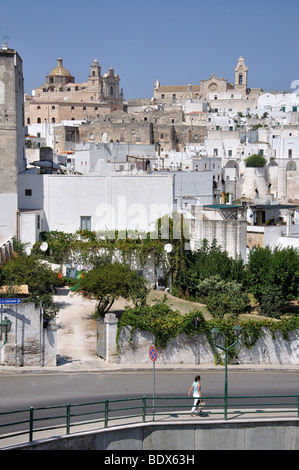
[0, 302, 57, 367]
[78, 109, 207, 153]
[106, 317, 299, 365]
[0, 47, 26, 244]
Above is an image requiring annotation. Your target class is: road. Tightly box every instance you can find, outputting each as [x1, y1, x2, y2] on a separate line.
[0, 370, 298, 411]
[0, 369, 298, 444]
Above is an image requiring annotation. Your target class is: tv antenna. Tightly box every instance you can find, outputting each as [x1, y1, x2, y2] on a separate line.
[2, 34, 9, 49]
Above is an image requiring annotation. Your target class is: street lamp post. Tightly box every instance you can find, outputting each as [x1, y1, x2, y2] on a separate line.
[210, 325, 242, 420]
[0, 316, 12, 349]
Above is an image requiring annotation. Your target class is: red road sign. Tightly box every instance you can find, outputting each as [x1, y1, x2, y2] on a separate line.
[149, 346, 157, 362]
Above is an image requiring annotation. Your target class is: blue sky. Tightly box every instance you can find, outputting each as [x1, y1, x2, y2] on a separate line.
[1, 0, 299, 99]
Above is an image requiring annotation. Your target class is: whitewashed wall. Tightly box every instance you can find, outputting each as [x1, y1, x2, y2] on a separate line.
[107, 321, 299, 365]
[0, 303, 57, 367]
[18, 173, 174, 236]
[0, 193, 17, 245]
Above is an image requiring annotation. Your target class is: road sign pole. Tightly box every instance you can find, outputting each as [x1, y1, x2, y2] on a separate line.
[153, 360, 155, 421]
[149, 346, 157, 421]
[15, 305, 17, 367]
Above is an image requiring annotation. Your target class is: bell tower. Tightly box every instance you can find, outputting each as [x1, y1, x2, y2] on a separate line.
[235, 56, 248, 95]
[88, 59, 101, 92]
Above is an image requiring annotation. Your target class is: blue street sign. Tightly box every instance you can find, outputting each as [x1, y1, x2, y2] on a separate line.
[0, 299, 21, 305]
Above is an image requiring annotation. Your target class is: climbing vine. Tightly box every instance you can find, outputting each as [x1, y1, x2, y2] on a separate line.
[32, 215, 190, 287]
[116, 304, 299, 364]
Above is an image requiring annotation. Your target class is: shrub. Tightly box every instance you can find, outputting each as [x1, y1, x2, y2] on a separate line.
[117, 303, 207, 349]
[244, 154, 267, 167]
[198, 276, 250, 319]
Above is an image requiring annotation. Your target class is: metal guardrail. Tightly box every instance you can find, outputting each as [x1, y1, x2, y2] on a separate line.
[0, 395, 298, 447]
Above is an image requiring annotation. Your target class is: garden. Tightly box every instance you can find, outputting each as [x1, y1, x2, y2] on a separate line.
[1, 215, 299, 361]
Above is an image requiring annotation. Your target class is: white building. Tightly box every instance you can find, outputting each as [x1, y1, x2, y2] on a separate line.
[72, 142, 156, 175]
[17, 173, 175, 246]
[27, 120, 84, 150]
[258, 92, 299, 114]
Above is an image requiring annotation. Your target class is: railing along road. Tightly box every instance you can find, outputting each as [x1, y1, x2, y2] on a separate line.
[0, 394, 298, 447]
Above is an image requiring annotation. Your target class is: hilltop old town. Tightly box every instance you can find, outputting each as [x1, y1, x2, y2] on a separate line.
[0, 42, 299, 368]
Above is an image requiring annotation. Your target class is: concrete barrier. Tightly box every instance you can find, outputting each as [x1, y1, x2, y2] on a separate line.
[10, 419, 299, 450]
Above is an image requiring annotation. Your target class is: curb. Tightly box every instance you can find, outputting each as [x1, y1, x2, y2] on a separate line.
[0, 363, 299, 374]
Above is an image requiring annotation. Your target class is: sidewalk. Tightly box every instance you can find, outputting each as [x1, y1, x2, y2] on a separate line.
[1, 359, 299, 374]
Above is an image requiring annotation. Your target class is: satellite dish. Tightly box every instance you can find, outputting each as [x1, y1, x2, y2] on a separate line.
[25, 246, 31, 256]
[164, 243, 173, 253]
[40, 242, 48, 252]
[101, 132, 107, 143]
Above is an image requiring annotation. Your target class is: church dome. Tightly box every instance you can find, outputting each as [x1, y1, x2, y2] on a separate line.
[49, 58, 72, 77]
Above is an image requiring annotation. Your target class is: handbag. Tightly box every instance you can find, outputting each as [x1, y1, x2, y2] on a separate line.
[197, 398, 206, 410]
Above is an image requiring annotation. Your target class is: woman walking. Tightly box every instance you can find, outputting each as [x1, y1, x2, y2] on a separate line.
[188, 375, 203, 416]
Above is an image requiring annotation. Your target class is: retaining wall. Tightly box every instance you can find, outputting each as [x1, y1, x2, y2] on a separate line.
[105, 313, 299, 365]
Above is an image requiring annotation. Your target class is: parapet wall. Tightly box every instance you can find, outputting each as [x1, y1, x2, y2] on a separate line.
[14, 419, 299, 450]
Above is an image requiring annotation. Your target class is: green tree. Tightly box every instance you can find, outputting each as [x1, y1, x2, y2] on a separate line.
[246, 246, 273, 302]
[173, 240, 245, 298]
[259, 285, 284, 319]
[0, 254, 61, 320]
[76, 262, 149, 317]
[271, 246, 299, 300]
[246, 246, 299, 305]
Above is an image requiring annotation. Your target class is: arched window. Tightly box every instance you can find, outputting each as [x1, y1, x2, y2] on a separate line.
[27, 117, 30, 124]
[37, 118, 41, 123]
[52, 117, 56, 123]
[110, 86, 114, 96]
[286, 161, 297, 171]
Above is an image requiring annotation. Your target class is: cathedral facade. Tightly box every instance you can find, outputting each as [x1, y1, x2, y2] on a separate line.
[25, 58, 124, 124]
[153, 57, 262, 112]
